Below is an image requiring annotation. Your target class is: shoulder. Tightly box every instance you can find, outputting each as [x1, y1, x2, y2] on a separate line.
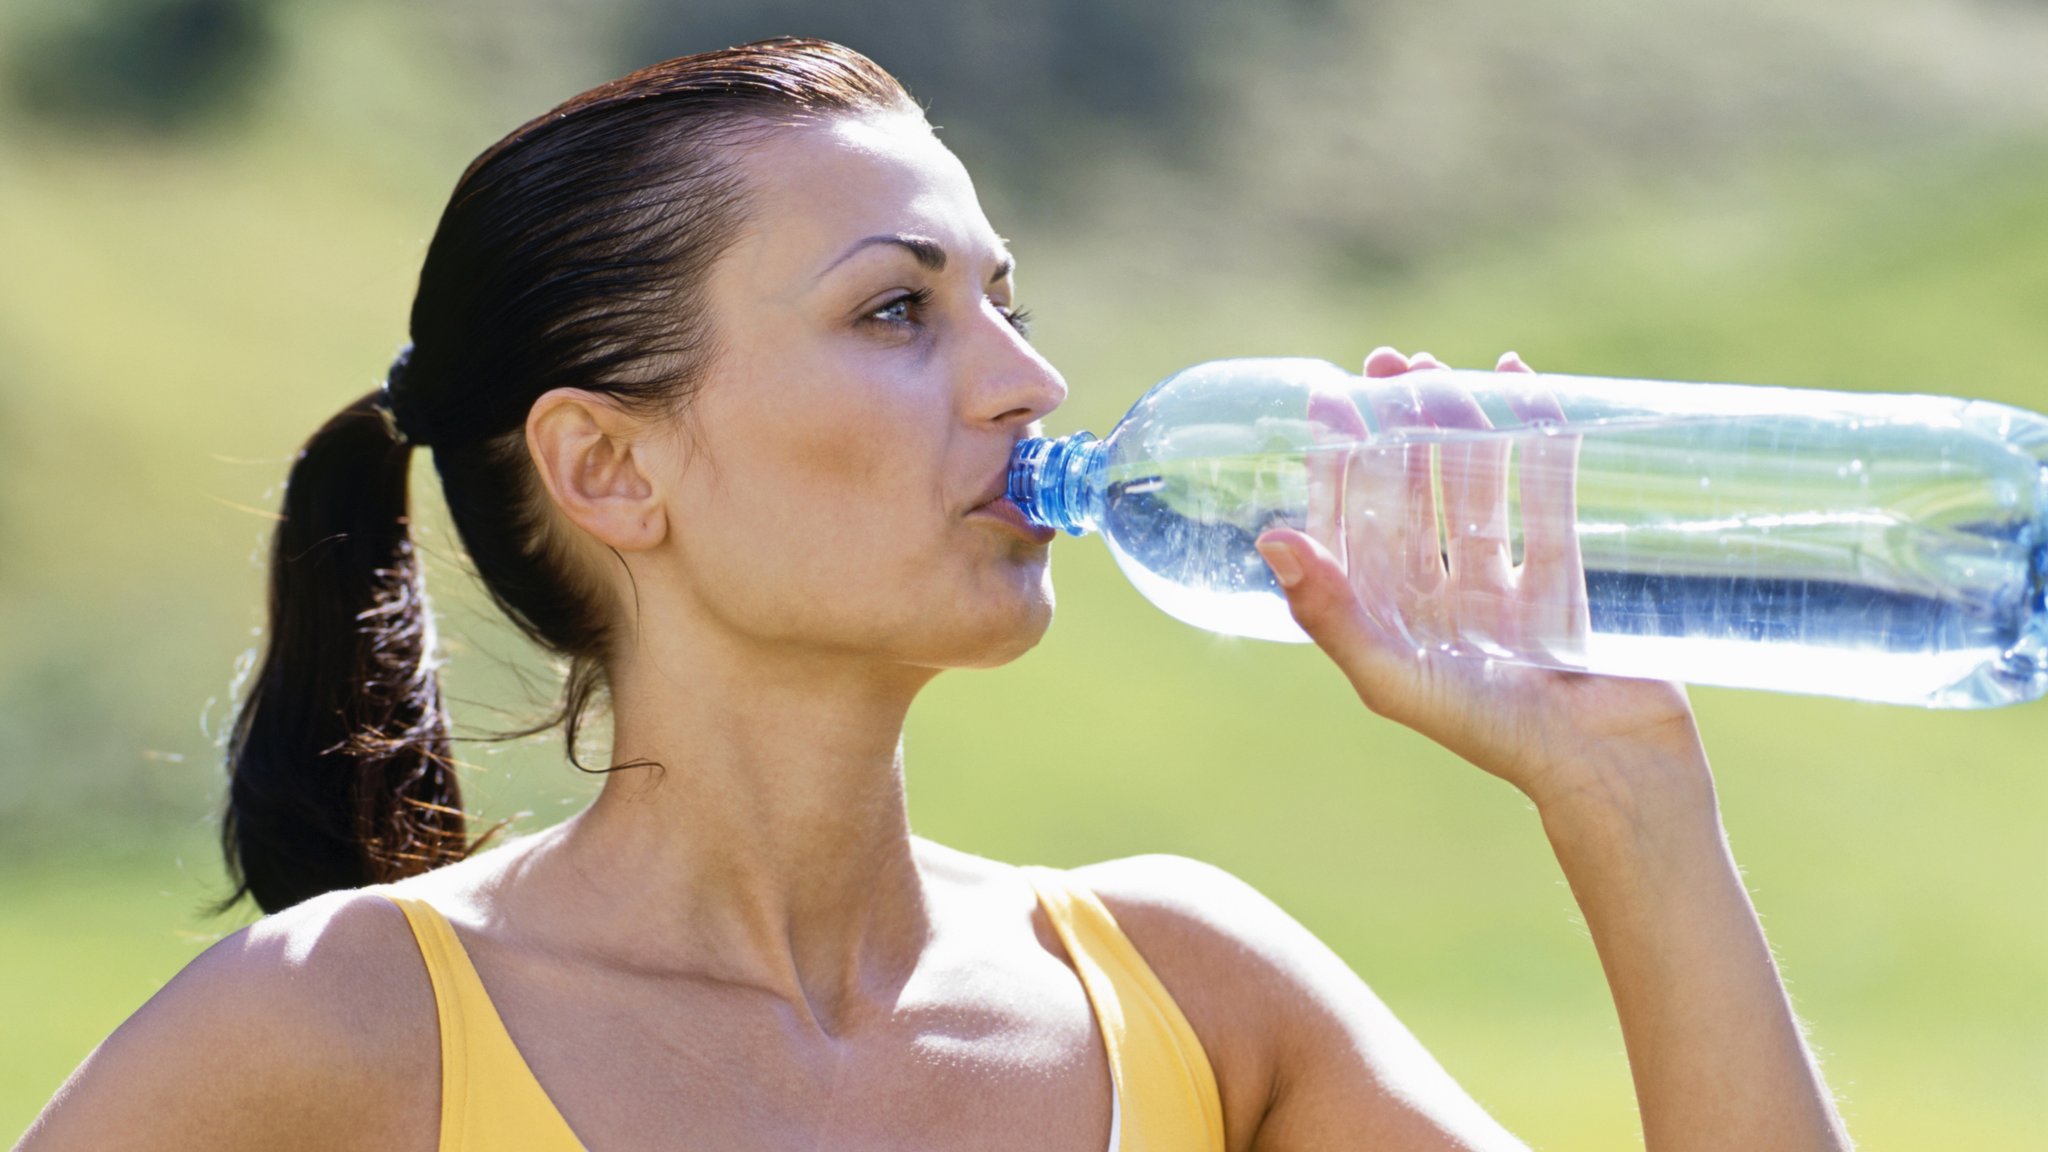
[1068, 853, 1347, 1000]
[180, 888, 438, 1082]
[1063, 856, 1336, 1145]
[210, 888, 440, 1067]
[1069, 855, 1524, 1150]
[1066, 854, 1440, 1036]
[20, 889, 437, 1152]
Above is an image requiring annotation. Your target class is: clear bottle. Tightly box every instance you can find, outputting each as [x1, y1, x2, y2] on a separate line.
[1007, 358, 2048, 708]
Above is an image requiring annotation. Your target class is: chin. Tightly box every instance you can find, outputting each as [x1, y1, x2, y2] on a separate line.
[906, 576, 1055, 671]
[962, 599, 1055, 669]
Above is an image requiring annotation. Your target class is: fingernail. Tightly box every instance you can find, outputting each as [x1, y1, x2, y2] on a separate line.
[1257, 541, 1304, 588]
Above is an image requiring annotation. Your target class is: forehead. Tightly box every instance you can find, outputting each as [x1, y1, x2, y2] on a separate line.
[722, 114, 1001, 286]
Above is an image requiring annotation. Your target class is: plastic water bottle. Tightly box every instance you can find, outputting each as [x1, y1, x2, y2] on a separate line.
[1007, 358, 2048, 708]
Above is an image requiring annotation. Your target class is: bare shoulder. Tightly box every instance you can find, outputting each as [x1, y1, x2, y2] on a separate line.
[19, 889, 437, 1152]
[1058, 856, 1311, 1149]
[200, 888, 440, 1084]
[1070, 855, 1525, 1152]
[1070, 854, 1363, 999]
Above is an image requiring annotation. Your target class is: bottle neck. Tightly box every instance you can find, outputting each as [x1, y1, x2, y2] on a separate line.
[1008, 432, 1108, 536]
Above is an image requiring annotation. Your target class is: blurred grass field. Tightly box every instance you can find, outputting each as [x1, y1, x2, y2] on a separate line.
[4, 9, 2048, 1146]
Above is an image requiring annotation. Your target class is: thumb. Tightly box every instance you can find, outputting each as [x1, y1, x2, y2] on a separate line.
[1256, 528, 1405, 692]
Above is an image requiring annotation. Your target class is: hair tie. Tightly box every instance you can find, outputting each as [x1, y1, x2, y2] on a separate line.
[377, 343, 429, 447]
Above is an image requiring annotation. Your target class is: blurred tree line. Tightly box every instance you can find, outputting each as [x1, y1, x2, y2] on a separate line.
[10, 0, 2048, 270]
[5, 0, 277, 133]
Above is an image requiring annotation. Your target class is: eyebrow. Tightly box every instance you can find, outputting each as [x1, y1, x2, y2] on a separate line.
[820, 233, 1016, 285]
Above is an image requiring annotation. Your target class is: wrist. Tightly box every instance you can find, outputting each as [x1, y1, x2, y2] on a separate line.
[1524, 735, 1721, 854]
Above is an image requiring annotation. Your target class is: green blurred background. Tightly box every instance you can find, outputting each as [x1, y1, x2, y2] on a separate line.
[3, 0, 2046, 1145]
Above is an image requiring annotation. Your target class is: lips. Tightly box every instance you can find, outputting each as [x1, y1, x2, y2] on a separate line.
[967, 467, 1012, 513]
[970, 494, 1058, 544]
[963, 444, 1056, 543]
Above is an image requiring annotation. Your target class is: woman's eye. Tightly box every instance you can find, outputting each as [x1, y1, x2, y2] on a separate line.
[866, 289, 931, 327]
[860, 289, 1030, 340]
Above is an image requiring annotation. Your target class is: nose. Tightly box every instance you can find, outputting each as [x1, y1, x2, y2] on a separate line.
[965, 305, 1066, 430]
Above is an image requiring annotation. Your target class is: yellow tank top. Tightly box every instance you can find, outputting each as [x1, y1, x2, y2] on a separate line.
[383, 868, 1223, 1152]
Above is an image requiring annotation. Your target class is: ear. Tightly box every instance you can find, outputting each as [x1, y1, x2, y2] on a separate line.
[525, 389, 669, 553]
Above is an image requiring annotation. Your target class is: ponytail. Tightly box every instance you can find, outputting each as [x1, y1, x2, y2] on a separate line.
[221, 392, 467, 913]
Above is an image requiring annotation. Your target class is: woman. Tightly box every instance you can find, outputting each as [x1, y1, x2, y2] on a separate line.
[21, 39, 1851, 1151]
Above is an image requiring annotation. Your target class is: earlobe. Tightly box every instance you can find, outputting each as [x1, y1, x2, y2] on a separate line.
[525, 389, 669, 553]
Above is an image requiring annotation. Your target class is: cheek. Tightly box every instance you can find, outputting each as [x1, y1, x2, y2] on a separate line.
[762, 383, 946, 547]
[672, 370, 958, 624]
[747, 353, 937, 493]
[677, 482, 1053, 661]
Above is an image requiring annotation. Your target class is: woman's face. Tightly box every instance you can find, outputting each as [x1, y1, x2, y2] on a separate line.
[649, 111, 1068, 670]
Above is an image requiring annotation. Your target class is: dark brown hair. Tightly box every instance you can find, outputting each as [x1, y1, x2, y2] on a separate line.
[221, 38, 918, 914]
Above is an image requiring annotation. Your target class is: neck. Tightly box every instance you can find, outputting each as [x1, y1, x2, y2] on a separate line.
[542, 624, 939, 1034]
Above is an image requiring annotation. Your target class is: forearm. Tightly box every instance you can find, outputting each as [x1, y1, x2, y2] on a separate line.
[1536, 753, 1852, 1152]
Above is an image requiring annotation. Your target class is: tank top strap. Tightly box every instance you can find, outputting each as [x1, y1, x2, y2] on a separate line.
[1021, 866, 1227, 1152]
[379, 894, 586, 1152]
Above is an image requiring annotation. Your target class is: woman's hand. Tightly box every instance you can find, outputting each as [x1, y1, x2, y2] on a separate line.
[1255, 346, 1704, 813]
[1254, 348, 1853, 1151]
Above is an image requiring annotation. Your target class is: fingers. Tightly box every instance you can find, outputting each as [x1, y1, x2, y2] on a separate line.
[1364, 346, 1413, 378]
[1373, 346, 1523, 374]
[1350, 346, 1527, 648]
[1337, 437, 1414, 645]
[1509, 387, 1589, 653]
[1368, 346, 1447, 376]
[1299, 347, 1585, 679]
[1306, 387, 1368, 572]
[1351, 372, 1438, 608]
[1414, 375, 1514, 597]
[1491, 361, 1589, 656]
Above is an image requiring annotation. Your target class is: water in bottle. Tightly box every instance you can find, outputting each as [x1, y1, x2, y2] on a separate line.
[1007, 358, 2048, 708]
